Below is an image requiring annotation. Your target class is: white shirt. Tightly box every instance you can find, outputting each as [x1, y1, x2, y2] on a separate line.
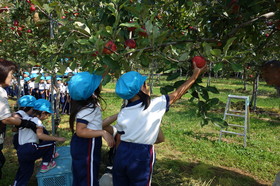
[18, 113, 44, 145]
[28, 81, 35, 89]
[38, 83, 46, 90]
[0, 87, 11, 120]
[76, 105, 102, 131]
[60, 84, 66, 94]
[115, 95, 169, 145]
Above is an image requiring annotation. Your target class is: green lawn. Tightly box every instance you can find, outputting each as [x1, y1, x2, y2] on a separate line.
[1, 77, 279, 186]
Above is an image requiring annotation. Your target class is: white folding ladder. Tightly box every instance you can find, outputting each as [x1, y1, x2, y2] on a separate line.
[219, 95, 250, 147]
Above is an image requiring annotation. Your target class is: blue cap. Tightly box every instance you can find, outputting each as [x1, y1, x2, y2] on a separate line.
[115, 71, 147, 100]
[24, 72, 30, 76]
[34, 99, 53, 113]
[46, 76, 51, 80]
[68, 72, 102, 101]
[20, 76, 22, 79]
[18, 95, 36, 107]
[57, 77, 62, 81]
[40, 76, 45, 80]
[30, 73, 38, 79]
[24, 77, 30, 82]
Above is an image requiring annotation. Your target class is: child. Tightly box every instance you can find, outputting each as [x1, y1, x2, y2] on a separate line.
[12, 95, 37, 149]
[38, 76, 46, 99]
[68, 72, 116, 186]
[23, 77, 30, 95]
[0, 59, 37, 180]
[13, 99, 66, 186]
[112, 62, 206, 185]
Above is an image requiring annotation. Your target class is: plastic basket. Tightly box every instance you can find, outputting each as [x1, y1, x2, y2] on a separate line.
[36, 146, 72, 186]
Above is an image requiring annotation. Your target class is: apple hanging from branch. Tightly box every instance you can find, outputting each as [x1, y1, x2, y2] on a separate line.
[125, 39, 136, 49]
[103, 41, 117, 54]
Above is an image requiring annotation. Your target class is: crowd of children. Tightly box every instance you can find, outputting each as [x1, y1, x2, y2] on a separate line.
[5, 72, 70, 115]
[1, 58, 206, 186]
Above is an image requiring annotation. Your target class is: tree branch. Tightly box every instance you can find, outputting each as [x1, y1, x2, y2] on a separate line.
[226, 12, 275, 38]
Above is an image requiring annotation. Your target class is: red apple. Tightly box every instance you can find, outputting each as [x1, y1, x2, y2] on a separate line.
[0, 40, 3, 43]
[217, 42, 223, 47]
[30, 4, 36, 12]
[73, 12, 79, 16]
[13, 20, 19, 26]
[139, 26, 148, 37]
[26, 0, 31, 4]
[92, 51, 99, 57]
[103, 41, 117, 54]
[62, 16, 66, 19]
[125, 39, 136, 49]
[265, 33, 269, 37]
[10, 27, 16, 30]
[192, 56, 206, 68]
[17, 26, 23, 31]
[26, 29, 32, 33]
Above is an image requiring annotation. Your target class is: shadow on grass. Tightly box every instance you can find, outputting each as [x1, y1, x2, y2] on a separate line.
[152, 159, 269, 186]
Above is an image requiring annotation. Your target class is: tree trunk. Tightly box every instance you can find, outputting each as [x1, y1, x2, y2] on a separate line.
[250, 73, 259, 112]
[276, 86, 280, 97]
[243, 67, 247, 91]
[207, 62, 212, 86]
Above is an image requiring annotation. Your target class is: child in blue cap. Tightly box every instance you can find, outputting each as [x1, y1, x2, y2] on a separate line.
[12, 95, 37, 149]
[112, 62, 206, 185]
[38, 76, 46, 99]
[68, 71, 117, 186]
[13, 99, 66, 186]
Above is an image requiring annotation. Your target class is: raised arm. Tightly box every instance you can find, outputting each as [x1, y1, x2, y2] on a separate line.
[168, 62, 206, 105]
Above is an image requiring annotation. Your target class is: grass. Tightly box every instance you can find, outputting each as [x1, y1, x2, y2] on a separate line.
[1, 77, 280, 186]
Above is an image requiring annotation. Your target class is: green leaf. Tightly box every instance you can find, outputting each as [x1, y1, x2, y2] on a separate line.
[223, 37, 236, 56]
[43, 4, 51, 14]
[102, 75, 111, 85]
[120, 22, 140, 29]
[59, 64, 67, 74]
[202, 42, 212, 56]
[173, 80, 185, 88]
[213, 62, 223, 72]
[103, 56, 120, 70]
[211, 117, 228, 128]
[166, 72, 180, 81]
[210, 49, 222, 57]
[179, 52, 189, 61]
[145, 20, 153, 35]
[77, 39, 90, 45]
[64, 36, 75, 48]
[160, 85, 174, 94]
[191, 91, 199, 99]
[200, 89, 209, 100]
[231, 63, 243, 72]
[207, 98, 219, 106]
[206, 86, 219, 94]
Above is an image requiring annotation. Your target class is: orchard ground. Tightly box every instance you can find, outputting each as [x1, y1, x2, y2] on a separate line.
[2, 76, 280, 186]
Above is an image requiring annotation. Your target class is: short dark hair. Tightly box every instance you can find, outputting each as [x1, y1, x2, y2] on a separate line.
[0, 59, 17, 84]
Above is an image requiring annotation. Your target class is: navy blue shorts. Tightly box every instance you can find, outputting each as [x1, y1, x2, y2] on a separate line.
[70, 134, 102, 186]
[113, 141, 155, 186]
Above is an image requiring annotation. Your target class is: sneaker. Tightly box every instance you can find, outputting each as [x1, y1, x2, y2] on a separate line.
[54, 152, 59, 159]
[40, 161, 57, 173]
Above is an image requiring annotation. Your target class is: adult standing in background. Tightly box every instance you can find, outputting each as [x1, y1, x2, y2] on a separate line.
[0, 59, 37, 179]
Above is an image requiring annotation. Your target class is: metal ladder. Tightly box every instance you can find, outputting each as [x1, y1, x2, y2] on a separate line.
[219, 95, 250, 147]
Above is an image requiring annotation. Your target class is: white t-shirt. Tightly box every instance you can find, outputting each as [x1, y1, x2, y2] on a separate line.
[38, 83, 46, 90]
[76, 105, 102, 131]
[18, 114, 44, 145]
[60, 84, 66, 94]
[0, 87, 11, 120]
[28, 81, 35, 89]
[115, 95, 169, 145]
